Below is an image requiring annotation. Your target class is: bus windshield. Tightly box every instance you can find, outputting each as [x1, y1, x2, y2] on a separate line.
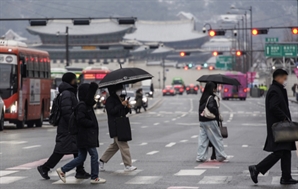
[0, 63, 17, 99]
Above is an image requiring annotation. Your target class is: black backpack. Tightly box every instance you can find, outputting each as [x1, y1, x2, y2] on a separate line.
[68, 102, 85, 135]
[49, 93, 61, 126]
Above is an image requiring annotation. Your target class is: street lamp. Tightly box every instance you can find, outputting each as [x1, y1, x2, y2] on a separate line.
[231, 5, 252, 71]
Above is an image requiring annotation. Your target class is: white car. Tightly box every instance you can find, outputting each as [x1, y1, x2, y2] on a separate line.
[0, 96, 5, 131]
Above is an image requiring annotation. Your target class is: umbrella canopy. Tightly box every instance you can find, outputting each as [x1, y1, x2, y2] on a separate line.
[98, 67, 153, 88]
[197, 74, 241, 86]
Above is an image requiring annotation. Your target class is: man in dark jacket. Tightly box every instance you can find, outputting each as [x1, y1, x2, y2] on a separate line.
[99, 84, 137, 172]
[249, 69, 297, 185]
[57, 82, 106, 184]
[37, 72, 89, 180]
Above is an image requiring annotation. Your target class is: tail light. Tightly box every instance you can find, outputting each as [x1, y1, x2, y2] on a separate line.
[194, 87, 198, 90]
[186, 87, 190, 90]
[179, 88, 183, 92]
[224, 88, 229, 93]
[162, 89, 166, 93]
[202, 88, 204, 92]
[244, 88, 247, 93]
[170, 90, 175, 93]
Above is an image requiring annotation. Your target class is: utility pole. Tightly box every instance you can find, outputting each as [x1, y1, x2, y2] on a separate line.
[65, 26, 69, 67]
[250, 6, 253, 71]
[162, 58, 165, 89]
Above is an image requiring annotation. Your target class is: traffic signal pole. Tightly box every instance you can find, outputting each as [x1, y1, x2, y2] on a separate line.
[162, 58, 165, 89]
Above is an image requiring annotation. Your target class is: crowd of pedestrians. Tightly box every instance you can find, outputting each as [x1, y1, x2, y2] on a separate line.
[37, 69, 297, 185]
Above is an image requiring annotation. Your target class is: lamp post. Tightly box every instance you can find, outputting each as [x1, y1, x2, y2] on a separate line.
[65, 26, 69, 67]
[231, 5, 253, 71]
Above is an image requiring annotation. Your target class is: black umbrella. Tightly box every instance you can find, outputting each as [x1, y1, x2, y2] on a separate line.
[197, 74, 241, 86]
[98, 67, 153, 88]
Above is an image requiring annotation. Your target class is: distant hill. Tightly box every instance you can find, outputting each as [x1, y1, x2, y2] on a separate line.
[0, 0, 296, 42]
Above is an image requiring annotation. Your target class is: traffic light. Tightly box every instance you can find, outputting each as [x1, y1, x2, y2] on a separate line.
[208, 30, 225, 37]
[252, 28, 268, 35]
[209, 66, 214, 70]
[235, 50, 246, 56]
[292, 28, 298, 34]
[233, 30, 237, 37]
[212, 51, 223, 56]
[180, 51, 190, 57]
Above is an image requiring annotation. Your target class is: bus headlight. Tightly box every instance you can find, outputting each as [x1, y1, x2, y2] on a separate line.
[10, 102, 17, 113]
[130, 100, 136, 105]
[95, 95, 100, 100]
[149, 91, 153, 95]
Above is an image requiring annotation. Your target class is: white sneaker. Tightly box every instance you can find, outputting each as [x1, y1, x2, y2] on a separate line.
[56, 168, 66, 183]
[90, 178, 106, 184]
[99, 161, 105, 172]
[124, 165, 137, 172]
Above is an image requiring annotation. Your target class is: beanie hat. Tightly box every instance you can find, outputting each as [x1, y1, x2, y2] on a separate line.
[62, 72, 77, 84]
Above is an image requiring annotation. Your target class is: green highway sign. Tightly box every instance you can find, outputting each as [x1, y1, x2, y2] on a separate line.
[265, 37, 278, 43]
[216, 56, 233, 70]
[265, 44, 297, 57]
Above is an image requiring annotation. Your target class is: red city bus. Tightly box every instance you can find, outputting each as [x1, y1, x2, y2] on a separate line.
[0, 40, 51, 128]
[79, 66, 110, 84]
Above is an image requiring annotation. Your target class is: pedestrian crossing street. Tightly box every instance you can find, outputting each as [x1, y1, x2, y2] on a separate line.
[1, 159, 298, 186]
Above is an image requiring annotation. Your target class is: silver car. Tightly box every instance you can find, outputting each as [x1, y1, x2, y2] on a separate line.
[0, 96, 5, 131]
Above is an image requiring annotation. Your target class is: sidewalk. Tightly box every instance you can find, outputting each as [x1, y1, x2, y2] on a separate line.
[289, 96, 298, 104]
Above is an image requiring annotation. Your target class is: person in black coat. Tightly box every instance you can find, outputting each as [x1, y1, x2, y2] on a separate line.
[99, 84, 137, 172]
[57, 82, 106, 184]
[37, 72, 89, 180]
[249, 69, 298, 185]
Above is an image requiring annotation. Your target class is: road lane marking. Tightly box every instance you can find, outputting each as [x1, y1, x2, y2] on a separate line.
[140, 143, 148, 146]
[172, 118, 176, 121]
[242, 145, 249, 147]
[0, 141, 27, 144]
[165, 142, 176, 147]
[167, 187, 199, 189]
[241, 123, 266, 126]
[180, 140, 188, 143]
[113, 169, 142, 175]
[126, 176, 162, 184]
[147, 151, 159, 155]
[53, 176, 88, 184]
[224, 145, 228, 147]
[191, 135, 198, 138]
[141, 126, 148, 128]
[164, 120, 169, 123]
[175, 169, 206, 176]
[154, 123, 160, 126]
[176, 123, 198, 126]
[0, 176, 26, 184]
[22, 145, 41, 149]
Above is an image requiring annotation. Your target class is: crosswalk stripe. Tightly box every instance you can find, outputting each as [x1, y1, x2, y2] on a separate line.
[0, 171, 18, 177]
[174, 170, 205, 176]
[120, 159, 137, 165]
[0, 176, 26, 184]
[52, 177, 87, 184]
[199, 176, 232, 184]
[113, 169, 142, 176]
[168, 187, 199, 189]
[126, 176, 162, 184]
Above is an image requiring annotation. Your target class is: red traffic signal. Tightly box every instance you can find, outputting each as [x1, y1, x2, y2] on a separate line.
[208, 30, 225, 37]
[212, 51, 223, 56]
[180, 51, 190, 57]
[292, 28, 298, 35]
[235, 50, 246, 56]
[252, 28, 268, 35]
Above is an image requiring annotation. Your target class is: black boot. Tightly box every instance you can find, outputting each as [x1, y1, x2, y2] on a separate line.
[37, 165, 50, 180]
[248, 165, 259, 184]
[75, 169, 91, 179]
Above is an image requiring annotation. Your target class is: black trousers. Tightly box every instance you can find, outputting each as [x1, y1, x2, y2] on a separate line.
[42, 152, 84, 172]
[256, 150, 291, 179]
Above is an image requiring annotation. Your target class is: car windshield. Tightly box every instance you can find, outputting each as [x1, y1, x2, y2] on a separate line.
[173, 80, 183, 85]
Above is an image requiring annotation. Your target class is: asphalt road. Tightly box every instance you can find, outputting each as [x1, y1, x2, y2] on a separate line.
[1, 94, 298, 189]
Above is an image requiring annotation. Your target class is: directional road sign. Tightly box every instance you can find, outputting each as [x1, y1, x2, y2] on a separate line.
[265, 44, 297, 57]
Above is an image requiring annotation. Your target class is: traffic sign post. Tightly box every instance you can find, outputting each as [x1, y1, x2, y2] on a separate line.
[265, 37, 278, 43]
[216, 56, 233, 70]
[265, 44, 297, 57]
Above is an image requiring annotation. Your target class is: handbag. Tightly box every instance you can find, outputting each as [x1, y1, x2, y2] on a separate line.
[201, 96, 216, 119]
[115, 116, 132, 142]
[272, 119, 298, 143]
[219, 121, 228, 138]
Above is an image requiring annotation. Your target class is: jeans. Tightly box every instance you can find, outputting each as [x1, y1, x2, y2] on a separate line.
[197, 120, 227, 162]
[62, 148, 99, 179]
[43, 152, 84, 173]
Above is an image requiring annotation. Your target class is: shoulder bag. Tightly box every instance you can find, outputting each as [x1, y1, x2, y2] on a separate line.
[201, 96, 216, 119]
